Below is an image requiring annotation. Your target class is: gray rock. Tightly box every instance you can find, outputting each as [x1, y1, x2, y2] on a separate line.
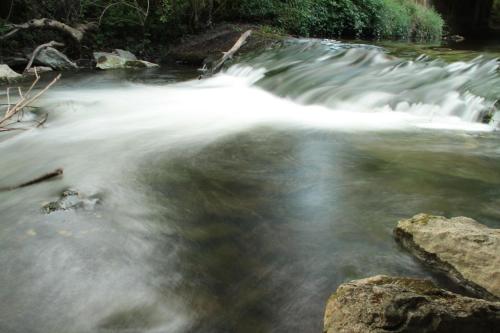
[94, 52, 127, 69]
[0, 64, 22, 81]
[324, 275, 500, 333]
[394, 214, 500, 301]
[114, 49, 137, 60]
[93, 51, 159, 70]
[35, 47, 78, 70]
[43, 189, 100, 213]
[124, 59, 160, 68]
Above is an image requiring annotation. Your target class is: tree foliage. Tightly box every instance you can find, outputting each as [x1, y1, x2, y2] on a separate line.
[1, 0, 444, 47]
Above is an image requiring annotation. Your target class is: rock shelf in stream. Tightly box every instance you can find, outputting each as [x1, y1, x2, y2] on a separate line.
[394, 214, 500, 301]
[323, 275, 500, 333]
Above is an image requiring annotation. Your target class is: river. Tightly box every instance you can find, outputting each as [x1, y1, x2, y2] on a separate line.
[0, 39, 499, 333]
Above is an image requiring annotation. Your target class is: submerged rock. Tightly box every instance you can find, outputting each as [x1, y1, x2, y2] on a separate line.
[324, 275, 500, 333]
[93, 51, 159, 70]
[43, 189, 100, 213]
[0, 64, 22, 81]
[35, 47, 78, 70]
[394, 214, 500, 301]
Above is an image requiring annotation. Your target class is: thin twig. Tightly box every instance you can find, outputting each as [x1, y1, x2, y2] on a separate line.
[36, 113, 48, 128]
[0, 71, 60, 129]
[0, 168, 64, 191]
[6, 87, 10, 115]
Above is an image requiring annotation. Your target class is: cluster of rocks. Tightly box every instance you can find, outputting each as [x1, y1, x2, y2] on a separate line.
[0, 47, 159, 81]
[324, 214, 500, 332]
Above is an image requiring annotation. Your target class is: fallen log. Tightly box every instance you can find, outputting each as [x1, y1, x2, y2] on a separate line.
[0, 18, 96, 43]
[209, 29, 252, 74]
[0, 168, 63, 192]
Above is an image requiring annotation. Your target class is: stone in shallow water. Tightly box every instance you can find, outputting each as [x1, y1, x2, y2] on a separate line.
[0, 64, 22, 81]
[394, 213, 500, 301]
[35, 47, 78, 70]
[42, 189, 100, 213]
[324, 275, 500, 333]
[93, 51, 159, 70]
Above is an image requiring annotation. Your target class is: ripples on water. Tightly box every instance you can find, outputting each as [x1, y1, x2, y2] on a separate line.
[0, 40, 499, 333]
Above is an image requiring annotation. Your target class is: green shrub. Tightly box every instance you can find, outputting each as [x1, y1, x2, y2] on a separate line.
[3, 0, 444, 46]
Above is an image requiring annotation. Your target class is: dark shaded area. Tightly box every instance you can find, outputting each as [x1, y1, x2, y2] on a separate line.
[433, 0, 499, 37]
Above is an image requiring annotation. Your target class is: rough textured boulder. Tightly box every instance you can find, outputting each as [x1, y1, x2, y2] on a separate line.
[0, 64, 22, 81]
[324, 275, 500, 333]
[35, 47, 78, 70]
[394, 214, 500, 301]
[42, 189, 100, 213]
[93, 51, 159, 70]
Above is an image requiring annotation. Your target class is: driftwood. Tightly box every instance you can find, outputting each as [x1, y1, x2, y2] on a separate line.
[207, 29, 252, 75]
[24, 41, 65, 73]
[0, 18, 96, 43]
[0, 69, 61, 130]
[0, 168, 63, 192]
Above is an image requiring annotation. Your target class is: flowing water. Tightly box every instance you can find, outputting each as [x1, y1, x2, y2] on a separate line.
[1, 40, 500, 333]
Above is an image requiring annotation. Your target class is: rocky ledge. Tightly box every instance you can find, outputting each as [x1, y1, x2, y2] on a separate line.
[324, 275, 500, 333]
[394, 213, 500, 301]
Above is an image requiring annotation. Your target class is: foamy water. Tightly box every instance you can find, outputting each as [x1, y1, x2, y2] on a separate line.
[0, 40, 499, 333]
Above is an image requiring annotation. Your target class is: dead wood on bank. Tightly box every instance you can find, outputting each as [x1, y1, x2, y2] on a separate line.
[0, 18, 96, 43]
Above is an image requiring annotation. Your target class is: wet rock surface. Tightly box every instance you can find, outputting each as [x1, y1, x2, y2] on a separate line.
[0, 64, 22, 81]
[324, 275, 500, 333]
[35, 47, 78, 70]
[394, 214, 500, 301]
[42, 189, 101, 213]
[93, 50, 159, 70]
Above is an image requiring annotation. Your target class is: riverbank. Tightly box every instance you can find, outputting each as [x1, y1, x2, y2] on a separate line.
[0, 0, 446, 75]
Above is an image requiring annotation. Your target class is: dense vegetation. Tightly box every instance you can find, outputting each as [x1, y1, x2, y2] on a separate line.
[1, 0, 443, 53]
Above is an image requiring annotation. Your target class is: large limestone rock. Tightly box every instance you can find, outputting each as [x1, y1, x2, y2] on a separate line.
[324, 275, 500, 333]
[93, 51, 159, 70]
[0, 64, 22, 81]
[35, 47, 78, 70]
[394, 214, 500, 301]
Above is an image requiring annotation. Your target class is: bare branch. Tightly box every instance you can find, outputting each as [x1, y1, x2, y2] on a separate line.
[211, 30, 252, 73]
[0, 72, 61, 129]
[0, 18, 96, 43]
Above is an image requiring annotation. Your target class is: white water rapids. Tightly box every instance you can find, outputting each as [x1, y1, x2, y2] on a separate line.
[0, 40, 499, 333]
